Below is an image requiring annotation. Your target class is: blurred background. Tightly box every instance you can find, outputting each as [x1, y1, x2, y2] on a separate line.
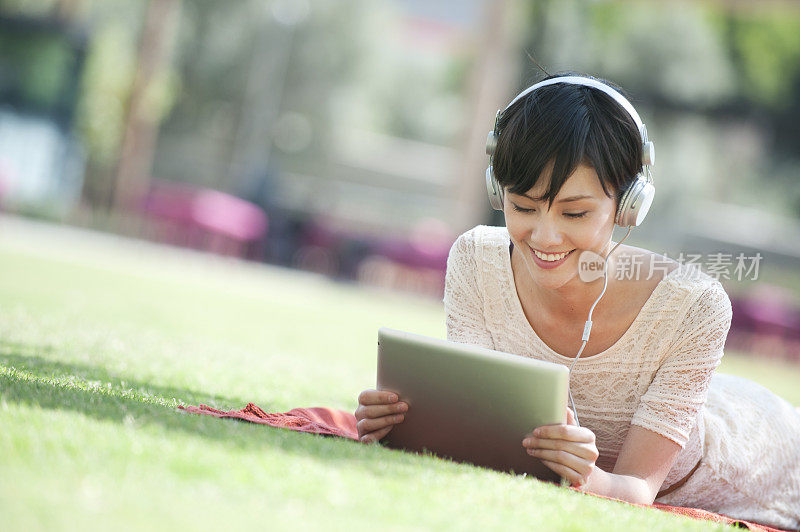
[0, 0, 798, 360]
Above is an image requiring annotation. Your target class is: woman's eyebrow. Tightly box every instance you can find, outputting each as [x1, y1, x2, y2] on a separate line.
[520, 193, 596, 203]
[557, 195, 596, 203]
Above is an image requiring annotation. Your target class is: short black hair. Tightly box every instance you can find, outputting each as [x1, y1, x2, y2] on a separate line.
[492, 72, 644, 209]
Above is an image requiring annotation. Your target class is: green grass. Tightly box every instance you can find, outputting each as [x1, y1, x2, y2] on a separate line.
[0, 218, 795, 531]
[718, 352, 800, 406]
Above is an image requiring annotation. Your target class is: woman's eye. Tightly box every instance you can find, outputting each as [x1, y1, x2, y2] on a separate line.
[512, 204, 587, 219]
[511, 204, 535, 213]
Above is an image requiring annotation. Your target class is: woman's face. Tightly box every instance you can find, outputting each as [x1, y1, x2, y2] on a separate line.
[504, 163, 617, 291]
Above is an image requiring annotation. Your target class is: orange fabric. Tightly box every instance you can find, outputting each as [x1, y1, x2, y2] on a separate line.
[178, 402, 790, 532]
[178, 402, 358, 439]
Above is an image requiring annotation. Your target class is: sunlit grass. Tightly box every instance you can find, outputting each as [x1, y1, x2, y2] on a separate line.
[718, 351, 800, 406]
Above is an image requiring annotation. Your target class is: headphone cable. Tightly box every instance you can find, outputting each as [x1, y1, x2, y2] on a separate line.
[568, 226, 633, 428]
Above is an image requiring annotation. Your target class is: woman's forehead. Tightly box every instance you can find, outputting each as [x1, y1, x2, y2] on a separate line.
[517, 165, 606, 201]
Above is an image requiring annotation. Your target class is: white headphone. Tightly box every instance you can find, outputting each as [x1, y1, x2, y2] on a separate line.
[485, 76, 656, 228]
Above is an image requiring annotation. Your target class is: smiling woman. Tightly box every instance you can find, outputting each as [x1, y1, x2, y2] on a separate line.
[355, 72, 800, 530]
[477, 74, 798, 529]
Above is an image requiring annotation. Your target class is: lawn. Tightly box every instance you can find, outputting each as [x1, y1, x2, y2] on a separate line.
[1, 216, 797, 531]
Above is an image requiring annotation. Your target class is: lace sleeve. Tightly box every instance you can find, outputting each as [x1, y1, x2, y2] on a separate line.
[442, 231, 495, 349]
[630, 281, 733, 447]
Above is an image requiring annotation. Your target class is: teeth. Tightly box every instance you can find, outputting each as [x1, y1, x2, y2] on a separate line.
[533, 249, 571, 261]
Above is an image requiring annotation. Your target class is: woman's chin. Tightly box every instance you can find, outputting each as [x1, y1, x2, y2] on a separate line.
[524, 265, 575, 289]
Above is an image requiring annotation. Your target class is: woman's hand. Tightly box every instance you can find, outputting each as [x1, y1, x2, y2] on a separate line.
[521, 408, 600, 488]
[354, 389, 408, 443]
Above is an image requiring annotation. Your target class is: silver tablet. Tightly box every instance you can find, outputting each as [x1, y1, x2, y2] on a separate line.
[377, 327, 569, 481]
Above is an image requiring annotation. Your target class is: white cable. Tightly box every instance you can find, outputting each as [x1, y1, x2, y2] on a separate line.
[568, 226, 633, 428]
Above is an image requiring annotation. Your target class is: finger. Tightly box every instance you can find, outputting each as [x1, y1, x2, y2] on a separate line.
[539, 458, 585, 487]
[357, 413, 404, 437]
[358, 390, 398, 406]
[528, 447, 594, 477]
[355, 401, 408, 421]
[532, 424, 595, 443]
[360, 425, 393, 444]
[566, 407, 576, 426]
[522, 438, 599, 462]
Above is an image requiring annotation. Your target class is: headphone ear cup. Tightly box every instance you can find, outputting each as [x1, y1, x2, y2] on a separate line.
[615, 176, 655, 227]
[486, 166, 504, 211]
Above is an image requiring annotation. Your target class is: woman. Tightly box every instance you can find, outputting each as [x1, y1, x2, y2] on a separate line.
[355, 73, 800, 529]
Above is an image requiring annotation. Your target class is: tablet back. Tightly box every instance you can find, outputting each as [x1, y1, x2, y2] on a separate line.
[377, 327, 569, 481]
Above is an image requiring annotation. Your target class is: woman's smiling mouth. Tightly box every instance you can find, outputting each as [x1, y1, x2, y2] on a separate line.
[527, 246, 576, 269]
[531, 248, 575, 262]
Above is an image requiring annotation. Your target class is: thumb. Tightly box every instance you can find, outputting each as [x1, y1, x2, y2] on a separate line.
[566, 407, 577, 426]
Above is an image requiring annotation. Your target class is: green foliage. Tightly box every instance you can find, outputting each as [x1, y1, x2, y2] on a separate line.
[0, 0, 58, 17]
[729, 11, 800, 109]
[76, 23, 137, 166]
[525, 1, 800, 112]
[0, 32, 74, 109]
[529, 1, 737, 106]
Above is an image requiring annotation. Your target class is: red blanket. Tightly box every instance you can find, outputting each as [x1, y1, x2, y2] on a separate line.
[178, 402, 789, 532]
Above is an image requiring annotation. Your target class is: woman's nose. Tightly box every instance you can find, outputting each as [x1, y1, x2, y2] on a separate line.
[532, 218, 564, 247]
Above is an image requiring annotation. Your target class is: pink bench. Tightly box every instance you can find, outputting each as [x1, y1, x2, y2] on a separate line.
[139, 180, 268, 259]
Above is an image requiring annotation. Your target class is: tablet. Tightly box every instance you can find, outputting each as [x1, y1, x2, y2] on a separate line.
[377, 327, 569, 481]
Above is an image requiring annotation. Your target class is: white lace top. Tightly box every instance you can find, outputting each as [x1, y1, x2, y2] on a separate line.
[442, 225, 732, 489]
[440, 224, 800, 528]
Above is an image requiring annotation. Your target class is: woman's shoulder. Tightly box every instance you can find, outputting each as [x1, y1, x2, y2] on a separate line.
[626, 247, 732, 332]
[452, 225, 508, 246]
[620, 245, 727, 290]
[616, 245, 731, 322]
[445, 226, 511, 292]
[448, 225, 509, 259]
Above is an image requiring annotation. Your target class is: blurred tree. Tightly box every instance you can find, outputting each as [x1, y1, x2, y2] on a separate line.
[514, 0, 800, 218]
[335, 3, 471, 146]
[112, 0, 181, 212]
[151, 0, 366, 188]
[725, 10, 800, 110]
[0, 16, 83, 125]
[521, 1, 737, 108]
[76, 19, 139, 208]
[0, 0, 59, 16]
[722, 8, 800, 162]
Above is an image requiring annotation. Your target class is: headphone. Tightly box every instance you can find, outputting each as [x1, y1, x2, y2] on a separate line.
[485, 76, 656, 228]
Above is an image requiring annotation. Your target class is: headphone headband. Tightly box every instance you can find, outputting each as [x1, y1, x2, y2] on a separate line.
[492, 75, 654, 175]
[503, 76, 646, 141]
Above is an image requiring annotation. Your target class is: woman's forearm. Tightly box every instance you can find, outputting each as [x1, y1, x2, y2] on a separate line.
[582, 468, 656, 505]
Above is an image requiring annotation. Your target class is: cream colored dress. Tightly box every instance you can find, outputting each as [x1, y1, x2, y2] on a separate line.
[443, 225, 800, 530]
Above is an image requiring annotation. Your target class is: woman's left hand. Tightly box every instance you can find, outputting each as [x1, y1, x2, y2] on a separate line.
[522, 408, 600, 489]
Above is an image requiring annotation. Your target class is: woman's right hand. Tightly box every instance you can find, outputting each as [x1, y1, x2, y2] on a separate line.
[354, 389, 408, 443]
